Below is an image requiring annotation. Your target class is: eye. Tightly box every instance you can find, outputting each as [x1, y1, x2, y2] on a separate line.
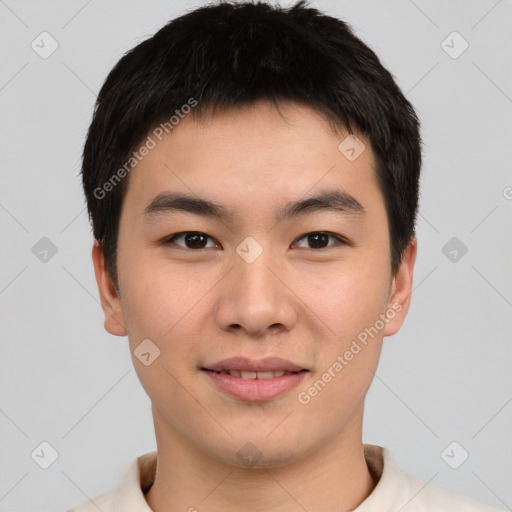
[293, 231, 347, 249]
[163, 231, 347, 251]
[163, 231, 220, 249]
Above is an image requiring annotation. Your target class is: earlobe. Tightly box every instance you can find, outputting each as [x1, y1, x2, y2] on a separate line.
[91, 240, 127, 337]
[383, 237, 417, 337]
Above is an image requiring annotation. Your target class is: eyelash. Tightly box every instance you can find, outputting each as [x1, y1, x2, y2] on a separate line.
[163, 231, 349, 250]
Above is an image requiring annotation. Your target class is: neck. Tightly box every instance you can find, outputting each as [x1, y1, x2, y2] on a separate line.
[145, 407, 375, 512]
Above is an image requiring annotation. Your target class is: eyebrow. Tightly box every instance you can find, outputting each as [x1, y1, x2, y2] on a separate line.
[143, 189, 365, 223]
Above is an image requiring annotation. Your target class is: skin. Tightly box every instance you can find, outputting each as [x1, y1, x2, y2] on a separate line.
[92, 99, 416, 512]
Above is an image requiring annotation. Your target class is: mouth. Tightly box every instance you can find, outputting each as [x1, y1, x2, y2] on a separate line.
[202, 356, 308, 374]
[203, 368, 307, 379]
[201, 357, 309, 401]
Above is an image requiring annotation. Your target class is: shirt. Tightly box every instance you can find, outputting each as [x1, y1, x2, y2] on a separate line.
[68, 444, 500, 511]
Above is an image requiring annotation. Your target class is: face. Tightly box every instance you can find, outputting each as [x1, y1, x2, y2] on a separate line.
[93, 100, 416, 469]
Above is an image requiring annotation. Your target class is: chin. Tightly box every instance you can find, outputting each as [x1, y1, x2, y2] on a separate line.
[207, 437, 310, 470]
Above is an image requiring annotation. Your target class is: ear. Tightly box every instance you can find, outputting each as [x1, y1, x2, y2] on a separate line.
[91, 240, 127, 336]
[383, 237, 417, 337]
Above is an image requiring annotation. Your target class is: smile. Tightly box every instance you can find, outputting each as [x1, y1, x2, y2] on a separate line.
[208, 369, 301, 379]
[202, 367, 308, 402]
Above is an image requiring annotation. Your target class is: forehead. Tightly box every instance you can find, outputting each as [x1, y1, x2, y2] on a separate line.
[121, 100, 382, 221]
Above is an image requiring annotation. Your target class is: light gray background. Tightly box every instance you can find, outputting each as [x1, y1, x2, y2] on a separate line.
[1, 0, 511, 510]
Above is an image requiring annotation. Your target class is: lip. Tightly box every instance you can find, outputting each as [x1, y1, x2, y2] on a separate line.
[203, 369, 308, 401]
[203, 356, 307, 373]
[202, 357, 309, 402]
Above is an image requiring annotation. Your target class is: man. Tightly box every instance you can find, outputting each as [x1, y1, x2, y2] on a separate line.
[70, 1, 499, 510]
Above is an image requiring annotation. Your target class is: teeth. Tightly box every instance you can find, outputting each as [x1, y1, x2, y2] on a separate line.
[220, 370, 288, 379]
[256, 371, 276, 380]
[241, 371, 257, 379]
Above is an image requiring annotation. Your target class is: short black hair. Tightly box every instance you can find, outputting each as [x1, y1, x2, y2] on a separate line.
[82, 0, 422, 290]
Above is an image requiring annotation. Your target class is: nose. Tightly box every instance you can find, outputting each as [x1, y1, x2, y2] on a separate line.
[214, 247, 298, 337]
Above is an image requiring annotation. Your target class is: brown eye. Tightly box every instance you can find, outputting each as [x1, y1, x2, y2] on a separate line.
[164, 232, 218, 249]
[294, 232, 345, 249]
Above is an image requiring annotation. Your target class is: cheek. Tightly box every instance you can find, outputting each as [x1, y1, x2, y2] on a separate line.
[297, 259, 391, 342]
[293, 259, 389, 400]
[120, 258, 207, 339]
[295, 270, 387, 426]
[119, 268, 206, 400]
[119, 261, 224, 383]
